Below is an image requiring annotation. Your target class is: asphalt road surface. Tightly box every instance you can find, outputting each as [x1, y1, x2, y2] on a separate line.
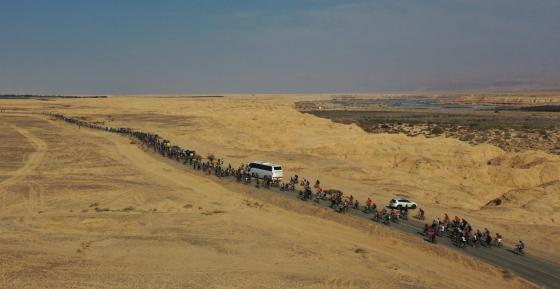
[47, 114, 560, 289]
[259, 183, 560, 289]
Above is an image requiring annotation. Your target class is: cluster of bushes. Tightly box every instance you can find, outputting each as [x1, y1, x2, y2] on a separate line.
[430, 126, 445, 135]
[520, 105, 560, 112]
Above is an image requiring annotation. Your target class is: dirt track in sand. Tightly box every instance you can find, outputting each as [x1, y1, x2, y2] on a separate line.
[15, 94, 556, 261]
[0, 95, 556, 288]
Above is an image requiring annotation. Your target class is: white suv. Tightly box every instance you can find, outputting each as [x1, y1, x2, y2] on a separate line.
[389, 198, 417, 209]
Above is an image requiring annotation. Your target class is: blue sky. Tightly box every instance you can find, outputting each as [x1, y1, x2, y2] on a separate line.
[1, 0, 559, 94]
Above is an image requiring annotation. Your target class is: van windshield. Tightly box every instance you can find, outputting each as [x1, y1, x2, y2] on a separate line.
[274, 166, 282, 170]
[250, 163, 272, 171]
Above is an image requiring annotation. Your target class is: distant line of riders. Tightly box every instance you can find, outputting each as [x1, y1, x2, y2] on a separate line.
[48, 112, 525, 256]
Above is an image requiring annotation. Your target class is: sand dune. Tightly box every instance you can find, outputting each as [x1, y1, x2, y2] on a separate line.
[49, 95, 558, 259]
[0, 95, 555, 288]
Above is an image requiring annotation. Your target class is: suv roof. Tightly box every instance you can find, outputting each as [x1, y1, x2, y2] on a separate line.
[392, 198, 412, 202]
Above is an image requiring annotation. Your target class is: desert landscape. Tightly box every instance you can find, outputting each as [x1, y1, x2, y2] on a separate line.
[297, 94, 560, 154]
[1, 94, 559, 288]
[3, 0, 559, 287]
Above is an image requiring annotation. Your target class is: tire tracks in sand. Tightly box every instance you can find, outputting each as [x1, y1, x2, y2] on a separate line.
[0, 124, 48, 212]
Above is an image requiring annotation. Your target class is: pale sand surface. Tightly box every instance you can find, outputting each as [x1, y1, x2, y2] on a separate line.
[0, 95, 555, 288]
[33, 95, 559, 257]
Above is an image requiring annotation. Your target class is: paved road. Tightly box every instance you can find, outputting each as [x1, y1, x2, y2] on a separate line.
[43, 113, 560, 289]
[123, 134, 560, 288]
[254, 183, 560, 289]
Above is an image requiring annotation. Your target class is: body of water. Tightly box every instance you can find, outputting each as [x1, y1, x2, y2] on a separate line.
[375, 98, 497, 110]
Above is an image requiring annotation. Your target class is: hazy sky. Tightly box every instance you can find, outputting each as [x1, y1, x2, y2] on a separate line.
[1, 0, 559, 94]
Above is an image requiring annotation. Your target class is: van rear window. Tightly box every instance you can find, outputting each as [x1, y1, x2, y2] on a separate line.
[274, 166, 282, 170]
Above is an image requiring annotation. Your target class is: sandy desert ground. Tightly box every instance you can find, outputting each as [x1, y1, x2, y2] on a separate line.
[0, 94, 557, 288]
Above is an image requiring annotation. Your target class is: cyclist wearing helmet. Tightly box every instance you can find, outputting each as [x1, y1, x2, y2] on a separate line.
[516, 240, 525, 255]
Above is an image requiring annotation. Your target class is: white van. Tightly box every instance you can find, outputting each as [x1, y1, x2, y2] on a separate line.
[248, 161, 283, 180]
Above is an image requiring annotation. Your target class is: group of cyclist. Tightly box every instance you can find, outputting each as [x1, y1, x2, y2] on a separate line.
[290, 177, 526, 255]
[49, 112, 526, 256]
[422, 214, 524, 254]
